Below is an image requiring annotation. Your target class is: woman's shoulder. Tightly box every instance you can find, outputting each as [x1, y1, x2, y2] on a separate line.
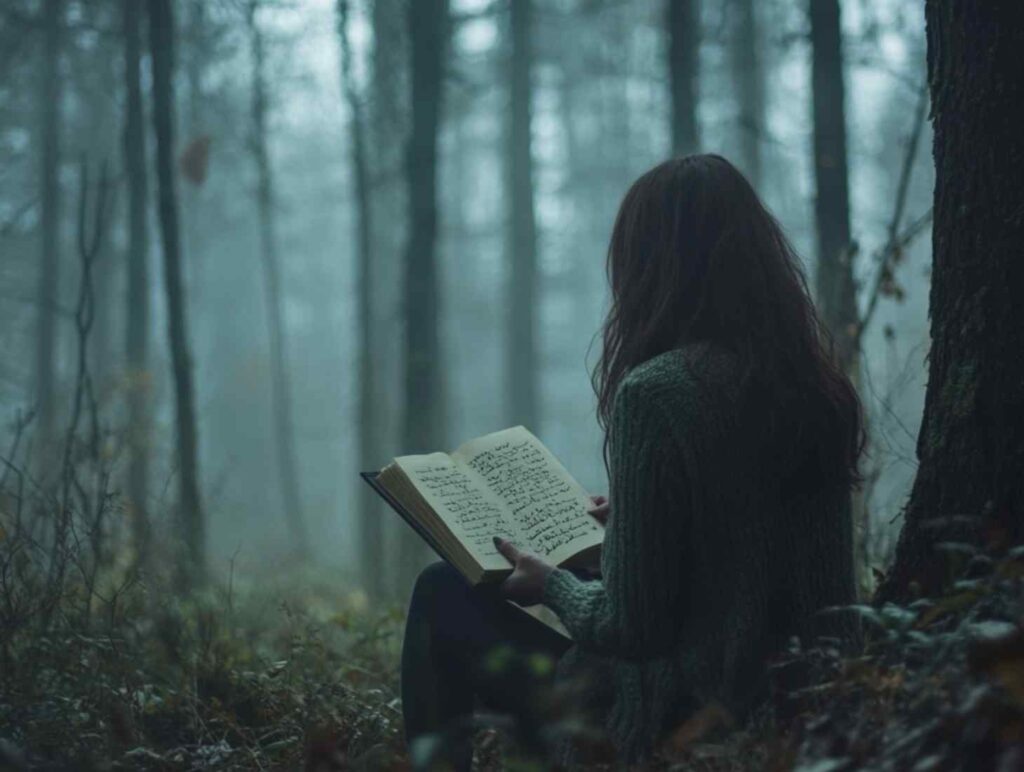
[622, 342, 741, 398]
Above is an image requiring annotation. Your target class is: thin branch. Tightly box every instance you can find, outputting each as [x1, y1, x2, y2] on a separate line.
[855, 81, 930, 345]
[857, 207, 933, 344]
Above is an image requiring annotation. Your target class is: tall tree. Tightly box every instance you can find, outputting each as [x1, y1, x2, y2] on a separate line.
[878, 2, 1024, 601]
[246, 1, 309, 557]
[666, 0, 700, 156]
[148, 0, 205, 587]
[809, 0, 857, 376]
[729, 0, 763, 188]
[182, 0, 207, 310]
[506, 0, 539, 431]
[399, 0, 449, 589]
[123, 0, 151, 563]
[371, 0, 406, 597]
[35, 0, 63, 450]
[336, 0, 383, 596]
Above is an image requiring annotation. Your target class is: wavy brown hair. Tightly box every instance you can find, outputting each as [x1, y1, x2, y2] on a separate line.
[594, 155, 863, 492]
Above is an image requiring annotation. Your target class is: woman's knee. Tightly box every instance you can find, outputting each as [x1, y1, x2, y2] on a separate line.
[409, 561, 464, 615]
[413, 560, 462, 594]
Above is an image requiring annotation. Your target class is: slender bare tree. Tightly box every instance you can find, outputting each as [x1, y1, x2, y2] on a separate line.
[506, 0, 539, 432]
[666, 0, 700, 156]
[122, 0, 151, 563]
[337, 0, 384, 595]
[810, 0, 856, 376]
[729, 0, 763, 188]
[399, 0, 449, 591]
[148, 0, 205, 587]
[35, 0, 63, 453]
[245, 1, 309, 557]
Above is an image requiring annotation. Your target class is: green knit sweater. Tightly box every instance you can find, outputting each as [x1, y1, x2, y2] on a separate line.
[543, 344, 858, 762]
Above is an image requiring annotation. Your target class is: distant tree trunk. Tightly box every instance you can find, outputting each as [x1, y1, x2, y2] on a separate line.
[85, 7, 122, 396]
[399, 0, 449, 589]
[809, 0, 856, 376]
[877, 1, 1024, 602]
[506, 0, 539, 431]
[810, 0, 861, 591]
[371, 0, 406, 598]
[666, 0, 700, 156]
[337, 0, 384, 597]
[246, 2, 309, 557]
[148, 0, 205, 588]
[35, 0, 63, 451]
[183, 0, 206, 310]
[730, 0, 763, 188]
[123, 0, 151, 563]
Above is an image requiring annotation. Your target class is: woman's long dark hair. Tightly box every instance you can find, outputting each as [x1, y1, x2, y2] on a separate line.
[594, 155, 863, 492]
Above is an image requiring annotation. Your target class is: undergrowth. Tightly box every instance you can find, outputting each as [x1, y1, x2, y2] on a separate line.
[0, 559, 408, 770]
[3, 427, 1024, 772]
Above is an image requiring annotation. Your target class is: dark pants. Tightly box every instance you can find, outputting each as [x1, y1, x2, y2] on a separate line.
[401, 561, 572, 770]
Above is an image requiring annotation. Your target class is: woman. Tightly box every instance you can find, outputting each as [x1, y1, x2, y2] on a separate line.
[401, 154, 863, 767]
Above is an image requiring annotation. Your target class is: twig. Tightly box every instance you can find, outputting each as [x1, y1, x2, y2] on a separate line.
[47, 158, 113, 610]
[854, 81, 929, 346]
[857, 207, 933, 344]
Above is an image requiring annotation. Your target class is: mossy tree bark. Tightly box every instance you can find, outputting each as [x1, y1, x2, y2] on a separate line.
[877, 1, 1024, 602]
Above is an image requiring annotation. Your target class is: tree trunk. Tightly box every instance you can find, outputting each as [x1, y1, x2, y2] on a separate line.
[810, 0, 861, 591]
[183, 0, 205, 311]
[35, 0, 63, 451]
[371, 0, 406, 599]
[399, 0, 449, 590]
[123, 0, 151, 564]
[506, 0, 539, 431]
[247, 2, 309, 558]
[809, 0, 857, 376]
[730, 0, 763, 188]
[148, 0, 205, 588]
[666, 0, 700, 156]
[84, 5, 121, 398]
[877, 1, 1024, 601]
[337, 0, 384, 597]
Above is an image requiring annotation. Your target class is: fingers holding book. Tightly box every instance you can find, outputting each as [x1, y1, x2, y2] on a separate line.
[588, 494, 610, 525]
[493, 536, 555, 607]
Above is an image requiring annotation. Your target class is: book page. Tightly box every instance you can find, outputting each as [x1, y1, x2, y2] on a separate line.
[454, 427, 604, 565]
[393, 453, 515, 570]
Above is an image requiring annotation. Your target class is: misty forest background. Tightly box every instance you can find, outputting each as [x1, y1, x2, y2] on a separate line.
[0, 0, 931, 594]
[0, 0, 972, 767]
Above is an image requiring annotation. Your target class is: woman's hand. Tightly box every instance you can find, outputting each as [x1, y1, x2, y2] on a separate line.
[494, 537, 554, 607]
[589, 494, 610, 526]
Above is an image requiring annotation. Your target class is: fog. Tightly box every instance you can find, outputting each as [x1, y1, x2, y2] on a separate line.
[0, 0, 932, 589]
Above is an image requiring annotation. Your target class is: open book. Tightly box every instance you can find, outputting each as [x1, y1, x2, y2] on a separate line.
[362, 426, 604, 637]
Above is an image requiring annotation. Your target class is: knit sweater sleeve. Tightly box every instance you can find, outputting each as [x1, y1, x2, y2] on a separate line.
[542, 374, 687, 660]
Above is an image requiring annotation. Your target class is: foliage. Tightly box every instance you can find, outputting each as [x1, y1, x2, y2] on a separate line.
[0, 551, 406, 770]
[5, 420, 1024, 771]
[765, 545, 1024, 772]
[485, 542, 1024, 771]
[0, 414, 407, 770]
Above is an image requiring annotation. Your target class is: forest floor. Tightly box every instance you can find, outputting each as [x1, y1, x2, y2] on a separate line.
[3, 542, 1024, 770]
